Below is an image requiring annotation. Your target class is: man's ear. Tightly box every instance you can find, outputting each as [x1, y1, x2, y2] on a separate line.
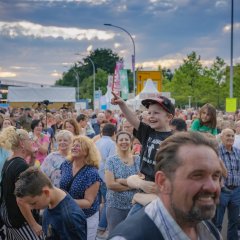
[155, 171, 171, 194]
[42, 187, 50, 197]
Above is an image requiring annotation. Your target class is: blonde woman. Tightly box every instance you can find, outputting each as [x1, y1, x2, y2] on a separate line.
[41, 130, 73, 187]
[60, 136, 101, 240]
[0, 126, 43, 239]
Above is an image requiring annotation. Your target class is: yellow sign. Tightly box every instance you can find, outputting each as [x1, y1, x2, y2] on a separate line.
[136, 71, 162, 94]
[226, 98, 237, 112]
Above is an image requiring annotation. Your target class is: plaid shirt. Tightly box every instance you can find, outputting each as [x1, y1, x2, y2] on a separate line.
[219, 144, 240, 187]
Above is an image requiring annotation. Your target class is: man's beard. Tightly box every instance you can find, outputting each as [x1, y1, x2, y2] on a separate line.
[170, 191, 218, 224]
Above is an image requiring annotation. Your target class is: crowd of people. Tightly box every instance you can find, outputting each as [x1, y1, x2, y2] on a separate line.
[0, 96, 239, 240]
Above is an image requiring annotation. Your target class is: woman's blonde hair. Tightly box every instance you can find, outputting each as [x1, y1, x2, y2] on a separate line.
[0, 126, 29, 150]
[70, 135, 100, 168]
[56, 129, 73, 142]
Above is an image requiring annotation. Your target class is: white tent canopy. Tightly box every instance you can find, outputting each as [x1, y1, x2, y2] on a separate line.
[8, 87, 76, 103]
[126, 79, 159, 109]
[126, 79, 174, 110]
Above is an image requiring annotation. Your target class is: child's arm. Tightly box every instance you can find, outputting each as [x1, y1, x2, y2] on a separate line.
[132, 193, 158, 206]
[111, 92, 140, 131]
[17, 199, 43, 236]
[127, 175, 157, 194]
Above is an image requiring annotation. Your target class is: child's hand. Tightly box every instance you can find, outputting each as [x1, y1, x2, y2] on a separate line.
[30, 223, 43, 236]
[111, 92, 124, 105]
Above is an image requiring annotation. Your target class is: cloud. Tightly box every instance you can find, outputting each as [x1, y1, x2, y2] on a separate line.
[10, 66, 37, 70]
[86, 45, 93, 52]
[116, 4, 127, 12]
[0, 21, 114, 41]
[147, 0, 190, 14]
[30, 0, 109, 5]
[215, 0, 227, 8]
[222, 22, 240, 33]
[51, 70, 62, 78]
[0, 71, 17, 77]
[136, 53, 217, 70]
[114, 43, 121, 48]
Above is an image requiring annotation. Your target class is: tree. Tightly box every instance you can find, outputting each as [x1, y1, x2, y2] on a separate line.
[169, 52, 204, 107]
[55, 48, 122, 88]
[206, 57, 227, 109]
[79, 68, 108, 101]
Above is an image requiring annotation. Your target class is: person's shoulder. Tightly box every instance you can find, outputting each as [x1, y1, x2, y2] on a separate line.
[86, 165, 98, 173]
[61, 160, 71, 167]
[106, 154, 119, 162]
[233, 146, 240, 154]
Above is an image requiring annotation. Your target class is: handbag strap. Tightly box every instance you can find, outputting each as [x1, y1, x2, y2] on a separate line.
[66, 165, 87, 192]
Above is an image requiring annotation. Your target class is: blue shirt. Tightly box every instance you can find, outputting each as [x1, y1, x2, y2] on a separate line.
[60, 161, 101, 218]
[219, 144, 240, 187]
[43, 194, 87, 240]
[96, 136, 116, 182]
[105, 155, 140, 209]
[0, 147, 10, 181]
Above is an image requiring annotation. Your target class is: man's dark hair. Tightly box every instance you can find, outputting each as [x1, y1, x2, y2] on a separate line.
[102, 123, 116, 137]
[76, 114, 88, 123]
[170, 118, 187, 131]
[15, 167, 53, 198]
[155, 131, 219, 178]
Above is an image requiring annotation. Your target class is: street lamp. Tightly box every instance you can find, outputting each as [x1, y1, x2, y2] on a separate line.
[230, 0, 234, 98]
[75, 54, 96, 109]
[104, 23, 136, 96]
[72, 68, 80, 101]
[64, 65, 80, 101]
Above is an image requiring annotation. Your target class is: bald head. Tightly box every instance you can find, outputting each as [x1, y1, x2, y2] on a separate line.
[221, 128, 235, 149]
[97, 113, 106, 123]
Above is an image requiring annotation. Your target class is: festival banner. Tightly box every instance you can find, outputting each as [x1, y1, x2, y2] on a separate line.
[226, 98, 237, 112]
[120, 70, 129, 100]
[112, 61, 124, 96]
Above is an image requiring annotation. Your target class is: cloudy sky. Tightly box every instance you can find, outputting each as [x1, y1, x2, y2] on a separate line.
[0, 0, 239, 85]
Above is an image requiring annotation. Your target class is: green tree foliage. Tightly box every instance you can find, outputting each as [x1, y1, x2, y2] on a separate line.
[163, 52, 240, 110]
[169, 52, 204, 107]
[79, 68, 108, 100]
[55, 48, 122, 89]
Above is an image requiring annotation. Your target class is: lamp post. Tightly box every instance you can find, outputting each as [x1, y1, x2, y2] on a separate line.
[104, 23, 136, 96]
[230, 0, 234, 98]
[64, 65, 80, 101]
[75, 53, 96, 109]
[72, 68, 80, 101]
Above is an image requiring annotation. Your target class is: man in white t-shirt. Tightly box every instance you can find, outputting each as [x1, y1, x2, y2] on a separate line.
[233, 121, 240, 149]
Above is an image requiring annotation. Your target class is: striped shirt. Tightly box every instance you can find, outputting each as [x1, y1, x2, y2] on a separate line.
[219, 144, 240, 187]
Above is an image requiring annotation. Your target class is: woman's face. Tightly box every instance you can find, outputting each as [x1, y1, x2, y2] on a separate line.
[117, 133, 131, 152]
[57, 136, 71, 152]
[21, 134, 34, 155]
[65, 122, 75, 134]
[2, 119, 12, 129]
[34, 122, 43, 134]
[71, 140, 87, 159]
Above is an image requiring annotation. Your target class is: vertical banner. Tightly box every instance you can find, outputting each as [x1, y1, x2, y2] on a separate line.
[120, 70, 129, 100]
[112, 61, 124, 96]
[108, 75, 113, 88]
[100, 95, 107, 110]
[94, 90, 102, 110]
[226, 98, 237, 112]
